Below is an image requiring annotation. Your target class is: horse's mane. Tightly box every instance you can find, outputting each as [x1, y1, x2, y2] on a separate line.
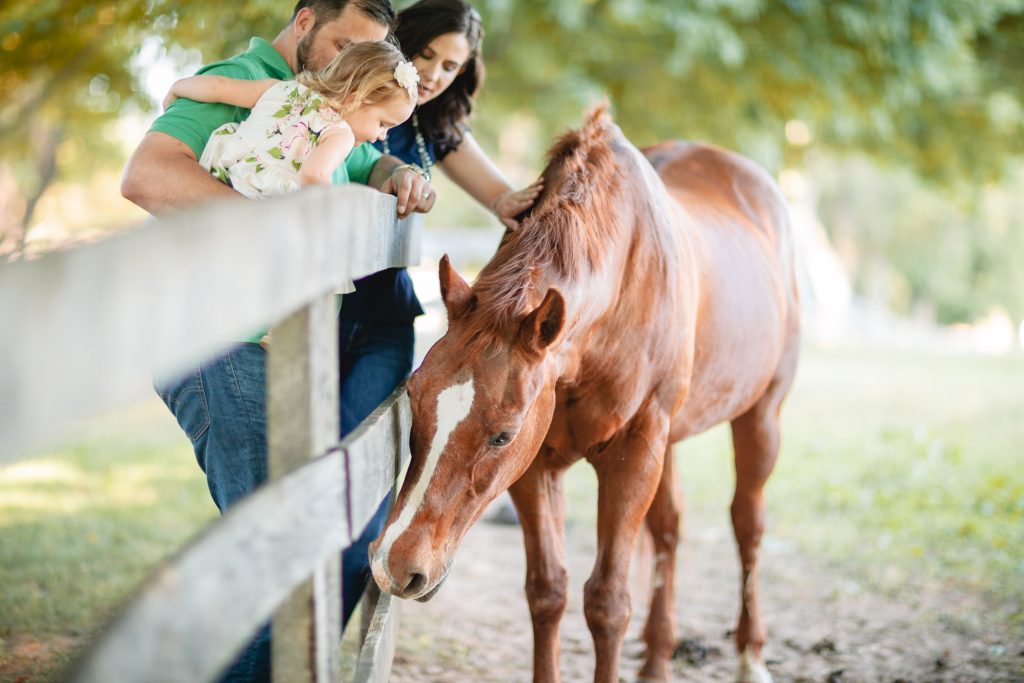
[463, 106, 626, 341]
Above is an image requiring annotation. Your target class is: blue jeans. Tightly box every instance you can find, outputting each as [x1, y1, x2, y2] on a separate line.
[154, 319, 414, 683]
[338, 320, 414, 625]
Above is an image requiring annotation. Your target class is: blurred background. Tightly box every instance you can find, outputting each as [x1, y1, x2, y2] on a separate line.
[3, 0, 1024, 347]
[1, 1, 1022, 681]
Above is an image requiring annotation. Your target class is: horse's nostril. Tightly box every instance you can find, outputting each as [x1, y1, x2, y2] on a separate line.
[404, 572, 428, 597]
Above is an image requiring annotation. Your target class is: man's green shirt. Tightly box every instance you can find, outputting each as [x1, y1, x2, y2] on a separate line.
[150, 37, 381, 185]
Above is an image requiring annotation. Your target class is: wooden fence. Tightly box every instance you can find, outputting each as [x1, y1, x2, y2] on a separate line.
[0, 184, 421, 682]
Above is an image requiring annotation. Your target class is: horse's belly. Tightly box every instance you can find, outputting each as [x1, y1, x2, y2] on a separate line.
[670, 349, 778, 440]
[670, 232, 788, 440]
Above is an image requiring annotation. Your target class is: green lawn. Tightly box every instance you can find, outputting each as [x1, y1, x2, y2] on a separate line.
[0, 403, 216, 681]
[1, 345, 1022, 680]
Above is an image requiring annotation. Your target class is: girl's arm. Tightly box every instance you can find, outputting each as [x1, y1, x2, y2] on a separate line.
[438, 131, 543, 230]
[163, 76, 280, 111]
[299, 124, 356, 187]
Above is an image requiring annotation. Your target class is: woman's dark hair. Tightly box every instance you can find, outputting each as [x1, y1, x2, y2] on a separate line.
[394, 0, 484, 159]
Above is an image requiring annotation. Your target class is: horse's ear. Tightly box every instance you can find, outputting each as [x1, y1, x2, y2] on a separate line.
[439, 254, 473, 320]
[518, 288, 565, 357]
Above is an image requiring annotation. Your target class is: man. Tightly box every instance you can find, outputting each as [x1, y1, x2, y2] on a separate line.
[122, 2, 433, 681]
[123, 0, 433, 217]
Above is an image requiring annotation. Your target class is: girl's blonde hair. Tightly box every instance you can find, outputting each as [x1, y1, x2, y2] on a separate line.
[296, 40, 414, 114]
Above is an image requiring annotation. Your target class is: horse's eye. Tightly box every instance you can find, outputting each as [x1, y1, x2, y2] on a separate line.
[488, 431, 514, 447]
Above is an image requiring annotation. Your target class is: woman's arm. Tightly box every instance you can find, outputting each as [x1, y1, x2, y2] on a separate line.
[163, 76, 280, 111]
[299, 124, 356, 187]
[439, 132, 543, 229]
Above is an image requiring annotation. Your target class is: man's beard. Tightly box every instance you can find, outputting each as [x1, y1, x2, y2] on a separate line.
[295, 27, 319, 73]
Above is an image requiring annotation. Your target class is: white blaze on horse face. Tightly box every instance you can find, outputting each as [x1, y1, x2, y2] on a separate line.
[373, 376, 476, 588]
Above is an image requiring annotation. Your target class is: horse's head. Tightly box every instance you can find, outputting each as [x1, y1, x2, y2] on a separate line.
[370, 255, 566, 600]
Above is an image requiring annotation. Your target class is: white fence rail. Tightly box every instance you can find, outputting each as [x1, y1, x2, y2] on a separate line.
[0, 184, 420, 682]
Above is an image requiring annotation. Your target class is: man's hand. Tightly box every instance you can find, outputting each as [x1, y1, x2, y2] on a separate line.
[380, 166, 436, 218]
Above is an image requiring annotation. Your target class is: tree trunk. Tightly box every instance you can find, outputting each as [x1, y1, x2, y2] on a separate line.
[13, 124, 63, 259]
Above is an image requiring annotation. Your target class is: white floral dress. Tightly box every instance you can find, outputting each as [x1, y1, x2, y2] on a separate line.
[199, 80, 347, 198]
[201, 80, 356, 297]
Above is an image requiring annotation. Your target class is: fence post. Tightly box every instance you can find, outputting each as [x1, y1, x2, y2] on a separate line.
[267, 293, 342, 683]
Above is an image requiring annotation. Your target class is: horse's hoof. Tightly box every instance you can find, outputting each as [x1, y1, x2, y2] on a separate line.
[736, 648, 773, 683]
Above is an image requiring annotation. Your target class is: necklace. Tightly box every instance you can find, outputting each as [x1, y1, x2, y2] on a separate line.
[382, 112, 432, 181]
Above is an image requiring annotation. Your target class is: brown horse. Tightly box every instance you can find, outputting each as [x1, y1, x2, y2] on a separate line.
[369, 107, 800, 683]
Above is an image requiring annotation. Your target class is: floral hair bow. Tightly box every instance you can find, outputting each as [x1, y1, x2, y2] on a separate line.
[394, 61, 419, 96]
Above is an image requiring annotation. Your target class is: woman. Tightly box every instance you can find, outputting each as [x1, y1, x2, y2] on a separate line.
[377, 0, 542, 226]
[339, 0, 539, 626]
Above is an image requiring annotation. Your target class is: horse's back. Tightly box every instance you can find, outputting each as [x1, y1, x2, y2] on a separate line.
[643, 141, 800, 439]
[645, 141, 792, 255]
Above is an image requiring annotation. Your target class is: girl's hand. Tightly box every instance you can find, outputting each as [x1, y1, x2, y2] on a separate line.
[491, 179, 544, 230]
[162, 88, 179, 112]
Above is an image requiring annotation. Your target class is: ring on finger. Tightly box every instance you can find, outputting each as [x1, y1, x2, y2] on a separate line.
[421, 188, 431, 200]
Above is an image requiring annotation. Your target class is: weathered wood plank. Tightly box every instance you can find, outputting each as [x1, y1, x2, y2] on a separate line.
[353, 583, 399, 683]
[268, 296, 340, 476]
[268, 296, 341, 683]
[341, 387, 413, 542]
[67, 452, 349, 683]
[65, 373, 411, 683]
[0, 185, 421, 459]
[313, 556, 343, 680]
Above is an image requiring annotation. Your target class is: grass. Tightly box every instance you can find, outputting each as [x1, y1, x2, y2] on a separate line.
[1, 345, 1022, 680]
[772, 347, 1024, 604]
[0, 403, 216, 681]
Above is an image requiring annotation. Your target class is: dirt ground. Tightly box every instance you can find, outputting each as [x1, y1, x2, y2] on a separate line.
[389, 498, 1024, 683]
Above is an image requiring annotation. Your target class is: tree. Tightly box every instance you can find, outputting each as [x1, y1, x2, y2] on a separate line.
[1, 0, 1023, 259]
[0, 1, 288, 256]
[475, 0, 1024, 182]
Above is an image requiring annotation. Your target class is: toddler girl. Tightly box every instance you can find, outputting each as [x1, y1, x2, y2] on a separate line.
[164, 41, 418, 348]
[164, 40, 420, 198]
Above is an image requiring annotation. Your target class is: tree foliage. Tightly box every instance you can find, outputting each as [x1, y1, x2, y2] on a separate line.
[475, 0, 1024, 183]
[3, 1, 1023, 179]
[1, 1, 1023, 322]
[812, 154, 1024, 323]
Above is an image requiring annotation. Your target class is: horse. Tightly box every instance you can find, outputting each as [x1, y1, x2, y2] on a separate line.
[369, 106, 800, 683]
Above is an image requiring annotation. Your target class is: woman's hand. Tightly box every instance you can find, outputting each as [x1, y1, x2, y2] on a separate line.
[381, 165, 436, 217]
[491, 179, 544, 230]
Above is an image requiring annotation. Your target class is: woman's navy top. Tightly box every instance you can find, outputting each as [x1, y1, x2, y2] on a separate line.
[340, 118, 437, 323]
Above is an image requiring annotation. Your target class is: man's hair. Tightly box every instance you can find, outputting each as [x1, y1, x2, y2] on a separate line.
[291, 0, 395, 29]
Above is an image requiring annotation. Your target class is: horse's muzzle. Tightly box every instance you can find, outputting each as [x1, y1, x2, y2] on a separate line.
[414, 560, 454, 603]
[369, 544, 454, 602]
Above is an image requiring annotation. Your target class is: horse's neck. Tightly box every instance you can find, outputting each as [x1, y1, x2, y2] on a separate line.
[549, 158, 701, 380]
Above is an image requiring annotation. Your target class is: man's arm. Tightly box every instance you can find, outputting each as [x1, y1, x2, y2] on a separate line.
[368, 155, 435, 218]
[121, 131, 240, 215]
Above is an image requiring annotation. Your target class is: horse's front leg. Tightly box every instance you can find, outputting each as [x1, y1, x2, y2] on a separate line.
[637, 443, 681, 682]
[508, 450, 569, 683]
[585, 411, 669, 683]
